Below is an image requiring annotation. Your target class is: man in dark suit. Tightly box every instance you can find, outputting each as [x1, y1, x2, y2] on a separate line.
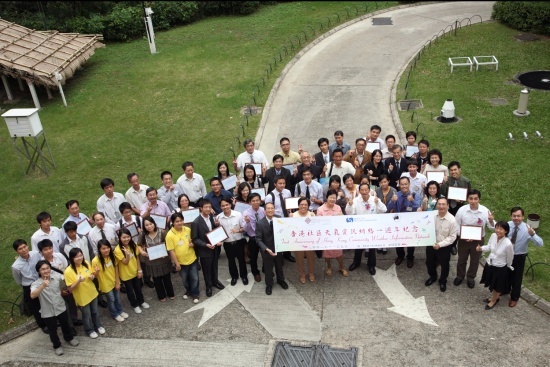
[313, 137, 331, 168]
[295, 151, 322, 183]
[263, 154, 294, 194]
[192, 198, 225, 297]
[385, 145, 408, 189]
[255, 202, 288, 295]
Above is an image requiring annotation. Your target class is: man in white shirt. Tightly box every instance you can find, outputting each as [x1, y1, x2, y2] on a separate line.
[382, 134, 397, 161]
[38, 239, 68, 271]
[454, 189, 495, 289]
[365, 124, 387, 151]
[125, 173, 149, 216]
[31, 212, 63, 253]
[61, 221, 95, 263]
[157, 170, 185, 211]
[400, 160, 427, 199]
[62, 200, 93, 238]
[97, 178, 128, 225]
[426, 197, 457, 292]
[321, 148, 356, 181]
[217, 198, 248, 286]
[295, 168, 324, 212]
[346, 183, 387, 275]
[177, 161, 207, 207]
[233, 139, 269, 177]
[88, 212, 118, 255]
[313, 138, 331, 168]
[264, 176, 296, 263]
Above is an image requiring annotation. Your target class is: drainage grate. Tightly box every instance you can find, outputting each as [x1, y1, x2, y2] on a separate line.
[513, 33, 541, 42]
[272, 342, 357, 367]
[372, 17, 393, 26]
[398, 99, 423, 111]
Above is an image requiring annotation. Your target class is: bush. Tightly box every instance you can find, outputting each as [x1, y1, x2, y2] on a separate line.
[103, 5, 145, 42]
[64, 15, 105, 35]
[149, 1, 200, 31]
[492, 1, 550, 36]
[198, 1, 261, 16]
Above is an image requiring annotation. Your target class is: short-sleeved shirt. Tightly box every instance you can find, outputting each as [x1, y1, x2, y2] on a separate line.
[64, 261, 98, 307]
[31, 227, 63, 253]
[30, 271, 66, 318]
[166, 227, 196, 266]
[114, 245, 140, 281]
[92, 255, 117, 293]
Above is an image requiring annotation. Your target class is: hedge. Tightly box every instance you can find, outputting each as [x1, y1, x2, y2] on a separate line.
[492, 1, 550, 36]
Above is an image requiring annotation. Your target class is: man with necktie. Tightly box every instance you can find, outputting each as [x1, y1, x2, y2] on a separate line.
[264, 176, 295, 262]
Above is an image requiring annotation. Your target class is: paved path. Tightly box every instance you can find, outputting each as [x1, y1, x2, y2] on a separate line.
[2, 2, 549, 367]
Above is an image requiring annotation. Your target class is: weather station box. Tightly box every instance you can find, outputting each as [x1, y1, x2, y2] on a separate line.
[2, 108, 43, 137]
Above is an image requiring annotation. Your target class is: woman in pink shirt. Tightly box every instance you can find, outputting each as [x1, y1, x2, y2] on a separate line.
[317, 190, 349, 277]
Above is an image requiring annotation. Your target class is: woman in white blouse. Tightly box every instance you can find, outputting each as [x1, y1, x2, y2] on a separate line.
[477, 221, 514, 310]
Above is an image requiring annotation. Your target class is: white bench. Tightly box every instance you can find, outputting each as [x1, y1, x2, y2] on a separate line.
[473, 56, 498, 71]
[448, 57, 473, 73]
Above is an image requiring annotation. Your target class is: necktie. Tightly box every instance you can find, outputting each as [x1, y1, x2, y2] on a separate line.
[255, 212, 259, 222]
[305, 185, 310, 200]
[276, 170, 280, 175]
[324, 155, 329, 163]
[270, 220, 274, 231]
[250, 154, 254, 163]
[396, 160, 400, 171]
[100, 229, 107, 241]
[280, 193, 288, 217]
[511, 226, 519, 244]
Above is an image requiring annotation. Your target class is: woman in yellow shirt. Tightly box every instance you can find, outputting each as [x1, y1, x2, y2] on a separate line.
[64, 248, 105, 339]
[92, 240, 128, 322]
[114, 228, 149, 314]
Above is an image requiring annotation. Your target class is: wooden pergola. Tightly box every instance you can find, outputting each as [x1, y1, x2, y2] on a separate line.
[0, 18, 105, 108]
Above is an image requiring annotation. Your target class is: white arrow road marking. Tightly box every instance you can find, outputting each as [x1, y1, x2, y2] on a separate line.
[373, 265, 438, 326]
[184, 274, 254, 327]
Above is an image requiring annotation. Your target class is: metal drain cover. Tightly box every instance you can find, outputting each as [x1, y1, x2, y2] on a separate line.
[372, 17, 393, 26]
[272, 342, 357, 367]
[398, 99, 423, 111]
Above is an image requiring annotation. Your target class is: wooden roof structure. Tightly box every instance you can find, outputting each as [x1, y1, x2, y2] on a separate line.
[0, 18, 105, 89]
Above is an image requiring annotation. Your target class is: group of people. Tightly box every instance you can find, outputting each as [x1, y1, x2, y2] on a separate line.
[11, 125, 544, 355]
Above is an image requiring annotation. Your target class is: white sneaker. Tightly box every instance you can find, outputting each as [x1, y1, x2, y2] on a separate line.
[89, 331, 98, 339]
[193, 298, 199, 304]
[133, 306, 142, 314]
[141, 302, 150, 309]
[55, 347, 64, 356]
[182, 294, 189, 300]
[114, 315, 125, 322]
[68, 339, 79, 347]
[120, 312, 129, 319]
[97, 327, 106, 335]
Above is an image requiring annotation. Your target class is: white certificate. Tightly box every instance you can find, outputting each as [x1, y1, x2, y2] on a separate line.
[426, 171, 445, 184]
[284, 197, 300, 210]
[182, 208, 200, 224]
[77, 219, 92, 236]
[406, 145, 419, 157]
[150, 214, 168, 230]
[460, 225, 482, 241]
[251, 187, 266, 200]
[447, 187, 468, 201]
[283, 164, 294, 172]
[147, 243, 168, 261]
[247, 163, 262, 175]
[122, 222, 139, 240]
[366, 142, 380, 153]
[234, 201, 252, 214]
[221, 175, 238, 191]
[206, 227, 228, 246]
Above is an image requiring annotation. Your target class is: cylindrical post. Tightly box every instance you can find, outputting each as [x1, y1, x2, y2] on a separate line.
[17, 77, 25, 91]
[513, 88, 530, 116]
[46, 87, 53, 99]
[2, 75, 14, 100]
[27, 81, 41, 109]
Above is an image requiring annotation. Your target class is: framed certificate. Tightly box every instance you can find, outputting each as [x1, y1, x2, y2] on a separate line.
[251, 187, 266, 200]
[221, 175, 238, 191]
[285, 197, 300, 210]
[460, 225, 482, 241]
[206, 226, 228, 246]
[123, 222, 139, 238]
[366, 142, 380, 153]
[150, 214, 168, 230]
[234, 201, 252, 214]
[77, 219, 92, 236]
[182, 208, 200, 224]
[447, 187, 467, 201]
[247, 163, 262, 175]
[405, 145, 419, 157]
[283, 164, 295, 172]
[147, 243, 168, 261]
[426, 171, 445, 184]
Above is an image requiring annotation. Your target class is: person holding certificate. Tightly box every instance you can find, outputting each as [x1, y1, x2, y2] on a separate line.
[241, 193, 265, 283]
[421, 181, 441, 212]
[217, 161, 239, 189]
[363, 149, 386, 188]
[235, 182, 252, 203]
[242, 164, 264, 189]
[477, 221, 514, 310]
[140, 216, 174, 302]
[453, 189, 495, 289]
[421, 149, 449, 181]
[440, 161, 470, 216]
[166, 212, 199, 304]
[292, 198, 316, 283]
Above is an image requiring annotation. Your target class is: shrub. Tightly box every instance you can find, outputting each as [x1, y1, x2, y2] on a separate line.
[492, 1, 550, 36]
[103, 4, 145, 42]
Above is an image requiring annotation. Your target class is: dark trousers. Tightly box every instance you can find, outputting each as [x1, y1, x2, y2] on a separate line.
[122, 276, 144, 308]
[200, 246, 221, 288]
[153, 272, 175, 300]
[140, 261, 152, 282]
[510, 254, 527, 301]
[352, 249, 376, 267]
[22, 285, 45, 328]
[247, 236, 261, 276]
[396, 247, 415, 260]
[456, 239, 482, 281]
[262, 250, 284, 287]
[65, 294, 79, 323]
[224, 240, 248, 279]
[426, 245, 451, 283]
[43, 310, 73, 349]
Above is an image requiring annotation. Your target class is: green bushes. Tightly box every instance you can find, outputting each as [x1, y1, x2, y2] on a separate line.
[492, 1, 550, 36]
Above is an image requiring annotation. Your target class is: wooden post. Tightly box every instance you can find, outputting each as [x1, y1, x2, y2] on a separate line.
[17, 77, 25, 91]
[2, 75, 14, 100]
[46, 87, 53, 99]
[27, 81, 41, 109]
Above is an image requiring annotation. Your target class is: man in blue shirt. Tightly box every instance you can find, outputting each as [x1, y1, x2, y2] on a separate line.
[329, 130, 351, 156]
[204, 177, 233, 215]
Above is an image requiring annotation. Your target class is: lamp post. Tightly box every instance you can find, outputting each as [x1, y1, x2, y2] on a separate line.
[143, 6, 157, 54]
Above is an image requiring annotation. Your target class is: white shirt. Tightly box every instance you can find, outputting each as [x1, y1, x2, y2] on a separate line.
[236, 149, 269, 175]
[31, 227, 63, 253]
[125, 184, 149, 210]
[295, 180, 324, 211]
[481, 233, 514, 268]
[88, 223, 118, 255]
[96, 192, 127, 224]
[365, 137, 387, 151]
[345, 193, 387, 215]
[42, 253, 68, 271]
[216, 210, 244, 242]
[264, 189, 292, 217]
[158, 184, 185, 211]
[176, 173, 207, 202]
[400, 172, 427, 198]
[62, 234, 93, 262]
[455, 204, 495, 237]
[30, 272, 66, 318]
[434, 211, 457, 248]
[323, 161, 356, 180]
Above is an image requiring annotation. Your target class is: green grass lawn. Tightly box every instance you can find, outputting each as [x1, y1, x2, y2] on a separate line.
[397, 21, 550, 300]
[0, 1, 397, 333]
